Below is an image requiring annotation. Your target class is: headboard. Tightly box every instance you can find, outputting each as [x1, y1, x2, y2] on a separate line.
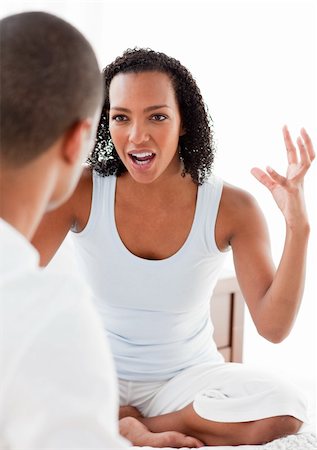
[210, 275, 244, 363]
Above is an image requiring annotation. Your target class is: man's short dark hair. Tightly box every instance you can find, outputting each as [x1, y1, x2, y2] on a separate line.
[0, 11, 103, 167]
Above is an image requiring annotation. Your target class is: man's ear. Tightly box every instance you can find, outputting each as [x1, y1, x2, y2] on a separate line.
[61, 119, 92, 164]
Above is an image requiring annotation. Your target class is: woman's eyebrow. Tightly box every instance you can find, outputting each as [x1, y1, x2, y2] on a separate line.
[110, 104, 172, 112]
[144, 104, 172, 112]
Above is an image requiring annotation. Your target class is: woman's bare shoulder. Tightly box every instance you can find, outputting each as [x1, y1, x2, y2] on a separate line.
[71, 166, 93, 231]
[32, 167, 93, 265]
[222, 181, 268, 241]
[222, 182, 258, 213]
[216, 182, 264, 247]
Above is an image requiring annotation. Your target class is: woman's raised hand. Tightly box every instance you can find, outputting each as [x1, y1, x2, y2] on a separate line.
[251, 126, 315, 229]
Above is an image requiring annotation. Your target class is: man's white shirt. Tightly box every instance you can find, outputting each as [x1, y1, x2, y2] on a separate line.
[0, 218, 128, 449]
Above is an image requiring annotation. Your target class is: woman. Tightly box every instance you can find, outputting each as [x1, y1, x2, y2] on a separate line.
[33, 48, 315, 447]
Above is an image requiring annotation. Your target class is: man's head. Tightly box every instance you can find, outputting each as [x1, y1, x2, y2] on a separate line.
[0, 11, 103, 207]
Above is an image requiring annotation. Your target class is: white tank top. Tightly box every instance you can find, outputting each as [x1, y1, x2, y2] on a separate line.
[72, 172, 229, 381]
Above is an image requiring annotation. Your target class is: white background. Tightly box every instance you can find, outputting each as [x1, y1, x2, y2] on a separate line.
[2, 0, 316, 416]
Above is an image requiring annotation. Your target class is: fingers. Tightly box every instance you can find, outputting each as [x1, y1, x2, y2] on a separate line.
[251, 167, 278, 191]
[283, 126, 315, 181]
[296, 135, 311, 170]
[266, 166, 287, 184]
[300, 128, 315, 162]
[284, 125, 315, 166]
[283, 125, 298, 164]
[252, 127, 314, 192]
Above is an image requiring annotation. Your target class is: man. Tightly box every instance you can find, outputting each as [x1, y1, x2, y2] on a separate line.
[0, 11, 128, 448]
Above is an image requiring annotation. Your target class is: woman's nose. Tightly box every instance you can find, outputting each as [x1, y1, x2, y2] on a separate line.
[128, 123, 149, 145]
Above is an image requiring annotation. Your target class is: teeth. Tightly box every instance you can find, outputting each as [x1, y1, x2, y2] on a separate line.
[135, 160, 149, 165]
[130, 152, 153, 158]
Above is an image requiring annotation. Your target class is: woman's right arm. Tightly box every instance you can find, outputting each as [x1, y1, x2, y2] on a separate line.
[32, 168, 92, 266]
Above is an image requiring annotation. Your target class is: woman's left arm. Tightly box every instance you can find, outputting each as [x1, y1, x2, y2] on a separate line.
[231, 126, 315, 343]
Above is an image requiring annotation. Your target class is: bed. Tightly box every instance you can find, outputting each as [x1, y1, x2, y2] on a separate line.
[209, 275, 244, 363]
[131, 275, 317, 449]
[131, 431, 317, 449]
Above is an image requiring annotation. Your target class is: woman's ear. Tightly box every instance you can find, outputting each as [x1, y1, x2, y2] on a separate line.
[61, 119, 93, 165]
[179, 122, 186, 137]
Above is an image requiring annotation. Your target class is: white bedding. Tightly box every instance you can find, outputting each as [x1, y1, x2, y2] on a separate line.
[131, 431, 317, 450]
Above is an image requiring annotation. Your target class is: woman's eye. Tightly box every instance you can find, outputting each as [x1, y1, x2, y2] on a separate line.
[151, 114, 167, 121]
[112, 115, 127, 122]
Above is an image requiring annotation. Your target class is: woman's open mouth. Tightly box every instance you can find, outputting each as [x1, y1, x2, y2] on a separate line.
[128, 151, 156, 169]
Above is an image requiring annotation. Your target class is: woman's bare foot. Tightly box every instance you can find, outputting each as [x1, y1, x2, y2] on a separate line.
[119, 416, 204, 448]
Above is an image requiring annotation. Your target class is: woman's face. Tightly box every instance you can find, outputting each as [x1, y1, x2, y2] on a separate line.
[109, 71, 184, 184]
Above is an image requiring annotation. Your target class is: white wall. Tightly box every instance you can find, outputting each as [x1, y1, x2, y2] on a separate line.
[2, 0, 316, 410]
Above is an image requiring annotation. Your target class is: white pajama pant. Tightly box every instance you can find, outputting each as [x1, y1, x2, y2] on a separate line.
[119, 362, 309, 424]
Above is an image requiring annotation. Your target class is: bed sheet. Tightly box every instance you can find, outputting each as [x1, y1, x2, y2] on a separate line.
[131, 431, 317, 450]
[132, 445, 261, 450]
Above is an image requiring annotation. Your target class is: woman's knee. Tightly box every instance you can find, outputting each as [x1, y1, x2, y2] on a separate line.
[248, 415, 302, 445]
[180, 405, 302, 446]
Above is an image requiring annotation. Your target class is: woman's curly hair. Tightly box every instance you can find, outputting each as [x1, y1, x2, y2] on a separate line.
[88, 47, 216, 185]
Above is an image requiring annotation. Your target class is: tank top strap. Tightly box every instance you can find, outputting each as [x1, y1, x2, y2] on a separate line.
[72, 171, 114, 238]
[198, 175, 225, 255]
